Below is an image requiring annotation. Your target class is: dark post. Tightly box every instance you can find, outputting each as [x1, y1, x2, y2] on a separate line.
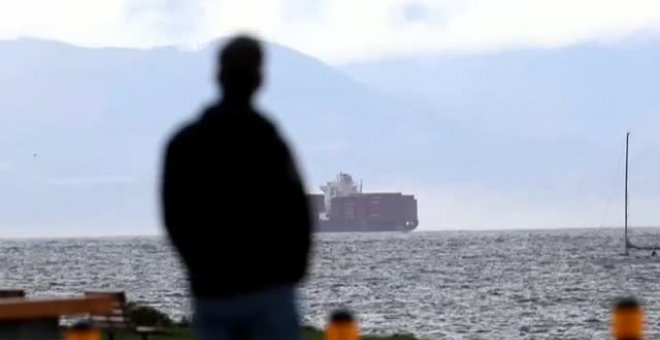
[625, 132, 630, 256]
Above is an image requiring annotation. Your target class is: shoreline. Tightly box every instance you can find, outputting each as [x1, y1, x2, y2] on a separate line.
[121, 302, 420, 340]
[0, 226, 655, 240]
[108, 327, 419, 340]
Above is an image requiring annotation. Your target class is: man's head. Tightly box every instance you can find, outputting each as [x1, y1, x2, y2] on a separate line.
[217, 35, 264, 103]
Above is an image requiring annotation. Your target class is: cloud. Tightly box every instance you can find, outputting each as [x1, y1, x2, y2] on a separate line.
[0, 0, 133, 46]
[47, 175, 136, 186]
[397, 2, 433, 24]
[1, 0, 660, 62]
[0, 0, 203, 47]
[124, 0, 208, 43]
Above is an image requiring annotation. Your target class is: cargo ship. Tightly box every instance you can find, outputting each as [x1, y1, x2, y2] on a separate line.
[308, 173, 419, 232]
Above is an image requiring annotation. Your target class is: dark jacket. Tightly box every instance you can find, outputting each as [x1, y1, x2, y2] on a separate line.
[161, 101, 312, 298]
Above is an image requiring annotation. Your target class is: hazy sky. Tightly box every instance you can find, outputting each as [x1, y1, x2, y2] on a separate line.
[2, 1, 660, 236]
[2, 0, 660, 62]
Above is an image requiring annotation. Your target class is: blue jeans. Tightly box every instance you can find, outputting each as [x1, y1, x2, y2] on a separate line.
[194, 285, 302, 340]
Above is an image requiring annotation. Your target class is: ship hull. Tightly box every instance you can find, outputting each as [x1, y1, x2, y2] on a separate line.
[308, 192, 419, 233]
[316, 221, 418, 233]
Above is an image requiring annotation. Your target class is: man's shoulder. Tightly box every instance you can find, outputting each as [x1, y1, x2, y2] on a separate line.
[166, 119, 203, 155]
[222, 106, 280, 137]
[234, 106, 277, 129]
[167, 104, 220, 145]
[251, 110, 279, 134]
[167, 104, 281, 149]
[170, 119, 197, 141]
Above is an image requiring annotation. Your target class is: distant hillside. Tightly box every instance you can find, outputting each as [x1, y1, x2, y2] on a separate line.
[343, 42, 660, 228]
[0, 38, 440, 235]
[344, 42, 660, 142]
[2, 38, 660, 235]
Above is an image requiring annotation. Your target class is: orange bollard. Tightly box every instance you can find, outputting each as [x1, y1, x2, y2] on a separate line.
[612, 297, 644, 340]
[65, 319, 101, 340]
[325, 310, 360, 340]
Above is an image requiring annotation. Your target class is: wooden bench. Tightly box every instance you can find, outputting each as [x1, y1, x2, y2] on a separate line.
[0, 290, 25, 299]
[0, 296, 113, 340]
[84, 291, 167, 340]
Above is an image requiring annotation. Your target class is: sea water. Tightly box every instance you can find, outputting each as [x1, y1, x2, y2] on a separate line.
[1, 228, 660, 339]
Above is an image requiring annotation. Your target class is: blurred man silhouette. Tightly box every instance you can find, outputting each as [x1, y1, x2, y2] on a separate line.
[161, 35, 312, 340]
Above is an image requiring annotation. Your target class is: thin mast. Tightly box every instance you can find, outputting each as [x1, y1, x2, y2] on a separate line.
[625, 132, 630, 255]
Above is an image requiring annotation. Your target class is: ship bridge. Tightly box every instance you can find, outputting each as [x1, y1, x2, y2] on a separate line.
[319, 173, 362, 219]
